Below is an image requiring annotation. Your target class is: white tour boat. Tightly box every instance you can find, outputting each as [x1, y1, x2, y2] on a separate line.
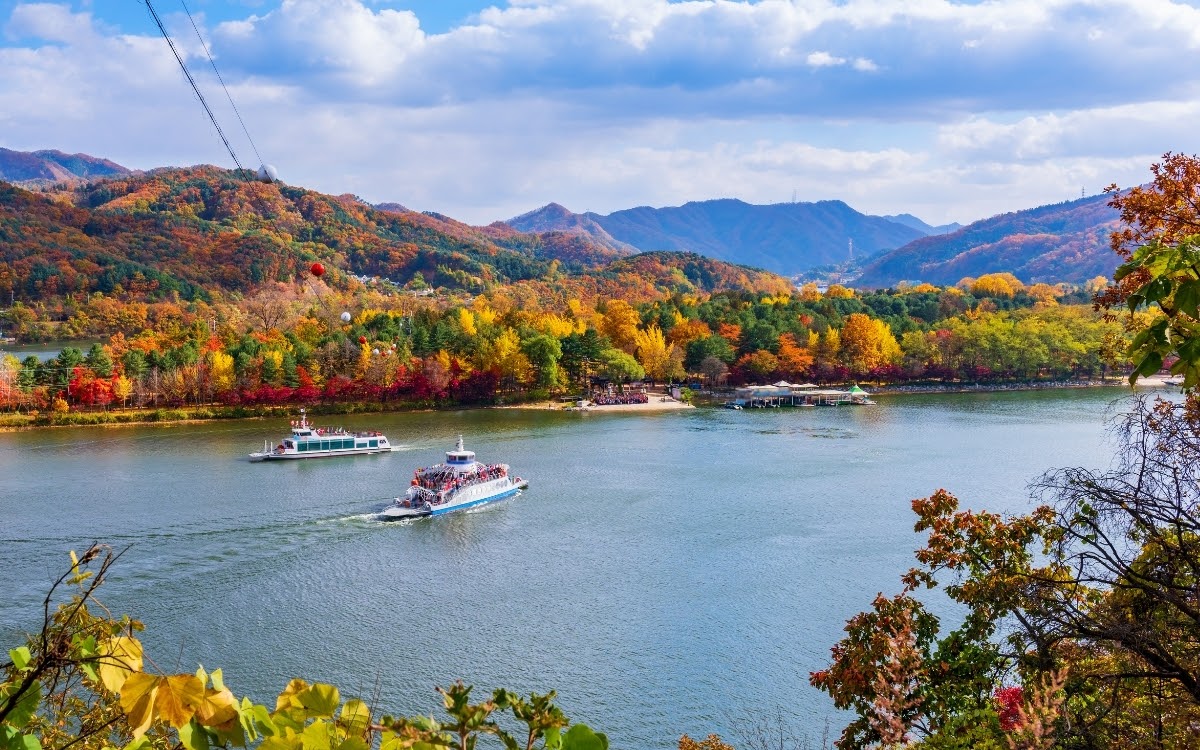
[380, 436, 526, 520]
[248, 409, 394, 461]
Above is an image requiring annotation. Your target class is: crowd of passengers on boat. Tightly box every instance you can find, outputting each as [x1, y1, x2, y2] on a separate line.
[411, 464, 508, 493]
[291, 421, 385, 438]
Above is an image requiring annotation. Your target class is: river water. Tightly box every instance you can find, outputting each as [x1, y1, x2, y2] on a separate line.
[0, 389, 1149, 748]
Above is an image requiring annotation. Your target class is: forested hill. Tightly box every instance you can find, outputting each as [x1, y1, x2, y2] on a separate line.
[0, 167, 789, 304]
[506, 198, 926, 275]
[0, 148, 130, 183]
[853, 193, 1120, 287]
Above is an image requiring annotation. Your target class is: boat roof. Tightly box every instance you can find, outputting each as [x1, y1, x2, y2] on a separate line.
[446, 435, 475, 463]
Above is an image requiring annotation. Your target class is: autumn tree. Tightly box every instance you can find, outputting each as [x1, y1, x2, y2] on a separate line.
[972, 273, 1023, 298]
[112, 374, 134, 408]
[633, 325, 684, 383]
[813, 395, 1200, 749]
[597, 300, 641, 354]
[737, 350, 779, 380]
[478, 328, 533, 389]
[667, 318, 711, 348]
[838, 314, 900, 375]
[1104, 153, 1200, 387]
[774, 333, 813, 377]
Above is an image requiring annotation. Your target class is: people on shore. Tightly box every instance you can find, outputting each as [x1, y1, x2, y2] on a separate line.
[590, 391, 649, 406]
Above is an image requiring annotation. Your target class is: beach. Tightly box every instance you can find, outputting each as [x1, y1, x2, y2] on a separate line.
[520, 394, 696, 412]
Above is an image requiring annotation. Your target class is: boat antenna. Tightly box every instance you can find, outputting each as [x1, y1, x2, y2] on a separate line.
[143, 0, 244, 171]
[178, 0, 266, 169]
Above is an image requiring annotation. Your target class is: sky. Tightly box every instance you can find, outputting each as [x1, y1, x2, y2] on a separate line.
[2, 1, 1200, 227]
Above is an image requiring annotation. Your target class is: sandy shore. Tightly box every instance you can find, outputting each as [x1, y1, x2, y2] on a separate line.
[516, 397, 696, 412]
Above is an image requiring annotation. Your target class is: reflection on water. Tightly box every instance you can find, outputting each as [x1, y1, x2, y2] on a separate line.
[0, 389, 1141, 748]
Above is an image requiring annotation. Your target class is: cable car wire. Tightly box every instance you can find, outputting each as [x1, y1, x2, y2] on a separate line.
[143, 0, 244, 171]
[178, 0, 265, 169]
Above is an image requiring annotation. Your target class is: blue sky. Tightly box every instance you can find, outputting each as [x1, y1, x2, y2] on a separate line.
[2, 0, 1200, 226]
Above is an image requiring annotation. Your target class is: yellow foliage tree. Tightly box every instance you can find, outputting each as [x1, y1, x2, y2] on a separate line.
[634, 324, 684, 382]
[839, 313, 901, 374]
[826, 284, 855, 299]
[798, 282, 822, 302]
[599, 299, 641, 354]
[113, 374, 134, 407]
[1027, 283, 1059, 305]
[458, 308, 477, 338]
[209, 351, 236, 394]
[972, 273, 1023, 298]
[1085, 275, 1110, 295]
[478, 328, 532, 385]
[534, 312, 578, 338]
[816, 328, 841, 372]
[472, 297, 499, 326]
[907, 282, 940, 294]
[356, 342, 372, 379]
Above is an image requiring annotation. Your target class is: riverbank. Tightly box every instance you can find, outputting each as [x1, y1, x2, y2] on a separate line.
[0, 377, 1179, 431]
[867, 375, 1177, 396]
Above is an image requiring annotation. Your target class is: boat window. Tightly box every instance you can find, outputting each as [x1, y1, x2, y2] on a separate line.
[369, 440, 378, 448]
[320, 440, 329, 451]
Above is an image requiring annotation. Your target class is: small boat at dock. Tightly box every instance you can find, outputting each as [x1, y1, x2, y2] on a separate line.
[380, 436, 526, 520]
[248, 409, 394, 461]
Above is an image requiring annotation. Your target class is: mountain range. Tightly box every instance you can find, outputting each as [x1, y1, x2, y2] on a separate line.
[0, 147, 1125, 288]
[0, 166, 791, 306]
[506, 199, 929, 276]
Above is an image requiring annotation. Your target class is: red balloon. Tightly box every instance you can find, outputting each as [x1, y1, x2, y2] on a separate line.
[310, 262, 325, 277]
[358, 336, 367, 345]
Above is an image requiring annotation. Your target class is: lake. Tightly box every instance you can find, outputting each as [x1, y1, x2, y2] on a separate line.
[0, 388, 1149, 748]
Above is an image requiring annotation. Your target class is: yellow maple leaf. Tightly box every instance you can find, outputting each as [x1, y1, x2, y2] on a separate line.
[194, 686, 239, 727]
[119, 672, 160, 738]
[155, 674, 205, 728]
[98, 636, 144, 693]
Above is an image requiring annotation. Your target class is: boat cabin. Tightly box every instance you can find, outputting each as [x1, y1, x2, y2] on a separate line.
[445, 436, 476, 470]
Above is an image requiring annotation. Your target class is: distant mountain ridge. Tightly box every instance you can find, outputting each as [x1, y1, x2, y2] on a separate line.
[0, 148, 131, 183]
[853, 194, 1120, 287]
[880, 213, 962, 235]
[505, 198, 926, 275]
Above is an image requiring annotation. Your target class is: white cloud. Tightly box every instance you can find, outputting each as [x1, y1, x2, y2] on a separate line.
[2, 0, 1200, 228]
[806, 51, 844, 67]
[5, 3, 96, 44]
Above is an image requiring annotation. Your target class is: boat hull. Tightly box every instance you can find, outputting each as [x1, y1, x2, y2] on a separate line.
[379, 478, 527, 521]
[248, 446, 395, 462]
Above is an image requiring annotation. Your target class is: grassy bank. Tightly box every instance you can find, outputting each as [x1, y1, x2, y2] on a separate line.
[0, 400, 452, 430]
